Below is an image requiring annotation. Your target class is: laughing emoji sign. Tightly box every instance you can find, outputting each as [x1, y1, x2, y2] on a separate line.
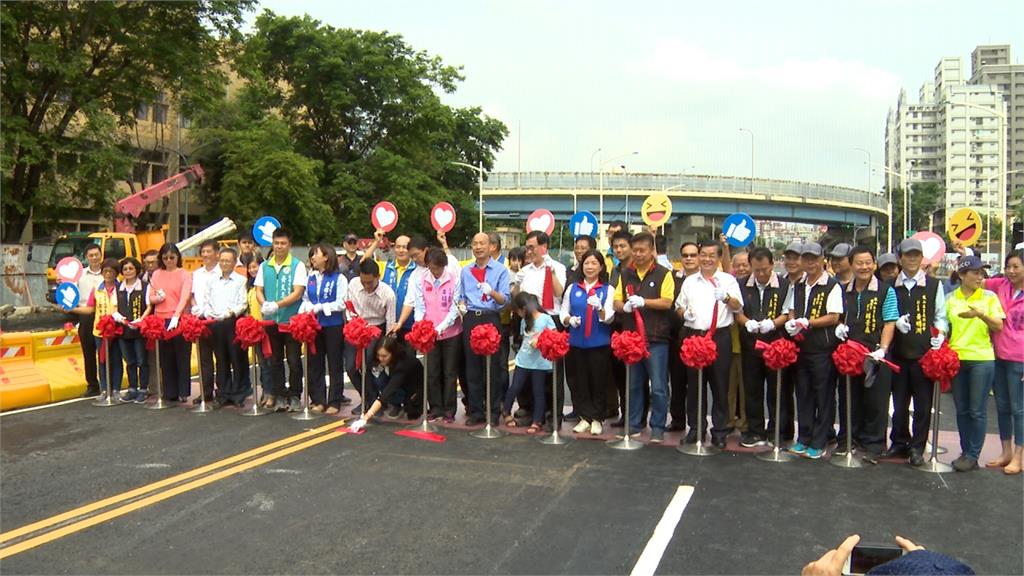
[946, 207, 983, 247]
[641, 194, 673, 229]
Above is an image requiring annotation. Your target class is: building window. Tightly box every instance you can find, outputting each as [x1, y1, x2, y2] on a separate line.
[132, 163, 149, 186]
[153, 104, 168, 125]
[135, 104, 149, 122]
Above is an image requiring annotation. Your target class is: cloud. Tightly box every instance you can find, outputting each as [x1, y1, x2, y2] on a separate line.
[643, 39, 899, 100]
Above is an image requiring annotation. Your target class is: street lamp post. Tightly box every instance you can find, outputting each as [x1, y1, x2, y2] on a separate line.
[450, 161, 486, 233]
[739, 128, 754, 192]
[589, 147, 602, 188]
[854, 147, 872, 192]
[598, 151, 639, 232]
[873, 164, 907, 249]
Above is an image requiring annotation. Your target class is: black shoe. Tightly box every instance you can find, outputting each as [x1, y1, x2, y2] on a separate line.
[192, 396, 213, 406]
[667, 420, 686, 432]
[212, 398, 227, 409]
[711, 435, 727, 449]
[563, 411, 580, 423]
[84, 387, 101, 398]
[683, 431, 699, 444]
[610, 418, 626, 428]
[908, 450, 925, 467]
[740, 432, 767, 448]
[952, 455, 979, 472]
[466, 415, 487, 426]
[339, 396, 353, 405]
[350, 405, 363, 417]
[881, 446, 910, 459]
[385, 404, 402, 419]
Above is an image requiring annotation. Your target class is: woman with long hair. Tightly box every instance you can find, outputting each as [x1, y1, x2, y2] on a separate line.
[302, 242, 349, 414]
[984, 250, 1024, 474]
[148, 243, 193, 402]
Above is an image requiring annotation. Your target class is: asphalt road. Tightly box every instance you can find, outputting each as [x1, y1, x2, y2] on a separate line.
[1, 399, 1021, 575]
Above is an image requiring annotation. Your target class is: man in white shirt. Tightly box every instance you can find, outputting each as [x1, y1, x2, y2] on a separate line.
[344, 259, 397, 416]
[204, 247, 249, 407]
[190, 239, 221, 404]
[675, 239, 744, 448]
[71, 243, 104, 396]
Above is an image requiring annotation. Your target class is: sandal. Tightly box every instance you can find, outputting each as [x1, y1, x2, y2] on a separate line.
[504, 415, 518, 428]
[325, 406, 340, 416]
[526, 423, 542, 434]
[261, 395, 276, 409]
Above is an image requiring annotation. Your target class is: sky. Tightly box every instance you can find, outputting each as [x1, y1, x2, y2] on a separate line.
[248, 0, 1022, 192]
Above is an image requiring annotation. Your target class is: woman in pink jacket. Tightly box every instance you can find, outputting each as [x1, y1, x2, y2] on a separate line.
[412, 248, 463, 422]
[148, 243, 193, 403]
[985, 249, 1024, 474]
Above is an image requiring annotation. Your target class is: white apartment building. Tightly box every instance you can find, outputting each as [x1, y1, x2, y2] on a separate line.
[885, 49, 1011, 221]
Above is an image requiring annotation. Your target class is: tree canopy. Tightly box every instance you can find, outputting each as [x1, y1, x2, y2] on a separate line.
[1, 0, 254, 242]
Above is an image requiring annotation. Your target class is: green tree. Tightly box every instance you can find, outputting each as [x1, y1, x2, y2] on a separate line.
[219, 12, 507, 244]
[889, 182, 944, 237]
[0, 0, 254, 242]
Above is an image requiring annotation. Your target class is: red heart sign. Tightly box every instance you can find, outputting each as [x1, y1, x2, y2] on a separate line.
[525, 209, 555, 235]
[56, 256, 84, 283]
[431, 202, 457, 233]
[371, 201, 399, 233]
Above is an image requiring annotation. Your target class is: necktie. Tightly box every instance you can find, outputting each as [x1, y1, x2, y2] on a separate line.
[542, 267, 554, 310]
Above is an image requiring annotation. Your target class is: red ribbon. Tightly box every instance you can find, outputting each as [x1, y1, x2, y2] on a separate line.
[611, 330, 650, 365]
[706, 276, 720, 339]
[536, 328, 570, 361]
[581, 282, 602, 339]
[138, 315, 168, 351]
[95, 315, 123, 362]
[542, 267, 554, 310]
[470, 266, 488, 302]
[624, 285, 646, 338]
[177, 315, 214, 343]
[754, 338, 799, 370]
[680, 334, 717, 369]
[921, 328, 959, 392]
[832, 341, 866, 376]
[469, 323, 501, 356]
[405, 319, 437, 354]
[279, 311, 321, 354]
[845, 339, 901, 374]
[234, 315, 275, 357]
[344, 318, 381, 370]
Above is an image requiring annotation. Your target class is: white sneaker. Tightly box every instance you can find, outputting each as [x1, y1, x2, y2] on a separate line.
[590, 420, 603, 435]
[573, 420, 590, 434]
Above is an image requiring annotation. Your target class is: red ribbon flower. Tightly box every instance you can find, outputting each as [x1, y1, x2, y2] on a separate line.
[95, 315, 123, 362]
[470, 323, 501, 356]
[63, 322, 75, 333]
[179, 315, 213, 343]
[536, 328, 570, 361]
[832, 341, 865, 376]
[234, 315, 275, 357]
[921, 344, 960, 393]
[405, 320, 437, 354]
[138, 315, 168, 350]
[680, 334, 717, 369]
[611, 330, 650, 365]
[755, 338, 799, 371]
[344, 317, 382, 370]
[280, 311, 321, 353]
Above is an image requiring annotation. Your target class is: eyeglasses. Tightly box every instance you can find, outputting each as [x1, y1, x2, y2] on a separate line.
[162, 254, 178, 260]
[682, 253, 698, 258]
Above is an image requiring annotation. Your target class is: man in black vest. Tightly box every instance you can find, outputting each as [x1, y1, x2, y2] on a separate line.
[667, 241, 701, 432]
[884, 238, 949, 467]
[736, 247, 790, 447]
[608, 230, 640, 425]
[613, 232, 676, 443]
[675, 240, 743, 448]
[833, 246, 898, 463]
[784, 242, 843, 459]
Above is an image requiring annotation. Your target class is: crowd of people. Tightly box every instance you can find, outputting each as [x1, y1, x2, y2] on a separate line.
[64, 220, 1024, 474]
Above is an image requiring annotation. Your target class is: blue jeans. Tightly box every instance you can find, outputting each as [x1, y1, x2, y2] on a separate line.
[119, 337, 148, 391]
[992, 359, 1024, 447]
[629, 343, 669, 431]
[951, 360, 994, 460]
[95, 336, 124, 393]
[505, 367, 548, 424]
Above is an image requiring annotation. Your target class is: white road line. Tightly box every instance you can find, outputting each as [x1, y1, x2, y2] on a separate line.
[0, 396, 92, 417]
[630, 485, 695, 576]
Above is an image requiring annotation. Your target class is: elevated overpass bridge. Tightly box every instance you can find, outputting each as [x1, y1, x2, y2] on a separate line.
[481, 172, 886, 234]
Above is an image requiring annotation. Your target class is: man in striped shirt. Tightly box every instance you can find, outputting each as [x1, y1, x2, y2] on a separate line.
[345, 259, 396, 416]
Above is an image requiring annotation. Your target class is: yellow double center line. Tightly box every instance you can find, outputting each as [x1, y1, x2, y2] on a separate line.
[0, 420, 347, 559]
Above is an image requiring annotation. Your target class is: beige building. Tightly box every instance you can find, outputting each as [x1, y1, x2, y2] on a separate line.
[970, 45, 1024, 202]
[884, 47, 1013, 224]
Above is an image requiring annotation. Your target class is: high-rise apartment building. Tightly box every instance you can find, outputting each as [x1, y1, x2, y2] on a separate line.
[970, 45, 1024, 204]
[884, 46, 1014, 227]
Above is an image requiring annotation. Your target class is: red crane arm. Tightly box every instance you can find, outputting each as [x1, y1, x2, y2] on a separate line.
[114, 164, 204, 233]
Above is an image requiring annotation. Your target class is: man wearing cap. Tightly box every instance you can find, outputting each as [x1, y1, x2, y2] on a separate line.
[783, 242, 844, 459]
[829, 243, 854, 286]
[833, 246, 898, 463]
[876, 253, 900, 284]
[338, 233, 363, 282]
[775, 241, 804, 442]
[735, 246, 791, 447]
[885, 238, 948, 467]
[783, 242, 805, 286]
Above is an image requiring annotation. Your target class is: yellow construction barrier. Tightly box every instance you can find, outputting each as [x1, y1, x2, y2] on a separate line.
[33, 328, 89, 403]
[0, 332, 50, 410]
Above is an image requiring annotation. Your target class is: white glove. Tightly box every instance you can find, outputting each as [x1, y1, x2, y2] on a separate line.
[567, 316, 582, 328]
[868, 348, 887, 362]
[299, 301, 311, 314]
[151, 289, 165, 304]
[784, 319, 800, 336]
[477, 282, 493, 295]
[168, 316, 179, 331]
[622, 301, 634, 313]
[713, 287, 728, 301]
[744, 319, 760, 334]
[795, 318, 809, 331]
[834, 323, 850, 341]
[261, 301, 279, 315]
[930, 331, 945, 349]
[513, 271, 526, 285]
[349, 418, 367, 432]
[456, 302, 468, 316]
[627, 295, 645, 309]
[758, 319, 775, 334]
[435, 326, 445, 337]
[111, 311, 126, 324]
[896, 314, 912, 334]
[311, 303, 323, 315]
[683, 309, 697, 323]
[587, 295, 602, 309]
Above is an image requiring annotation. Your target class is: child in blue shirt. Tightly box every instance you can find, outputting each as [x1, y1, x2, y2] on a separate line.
[503, 292, 555, 433]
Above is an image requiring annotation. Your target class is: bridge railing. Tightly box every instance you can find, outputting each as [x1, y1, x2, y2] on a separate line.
[485, 172, 887, 210]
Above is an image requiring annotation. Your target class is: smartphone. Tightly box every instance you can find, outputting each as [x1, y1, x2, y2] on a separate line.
[843, 543, 904, 575]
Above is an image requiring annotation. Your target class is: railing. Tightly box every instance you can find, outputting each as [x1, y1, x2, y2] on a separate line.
[485, 172, 887, 210]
